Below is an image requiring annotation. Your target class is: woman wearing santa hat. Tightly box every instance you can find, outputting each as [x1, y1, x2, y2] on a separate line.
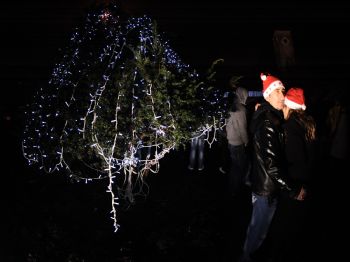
[268, 87, 317, 262]
[282, 87, 316, 202]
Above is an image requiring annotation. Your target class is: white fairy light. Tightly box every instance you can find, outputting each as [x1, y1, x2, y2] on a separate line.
[22, 2, 226, 233]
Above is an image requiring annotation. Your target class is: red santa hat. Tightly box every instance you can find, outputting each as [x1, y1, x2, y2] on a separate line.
[260, 73, 285, 98]
[284, 87, 306, 110]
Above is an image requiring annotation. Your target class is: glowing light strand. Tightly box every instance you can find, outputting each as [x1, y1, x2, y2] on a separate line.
[22, 3, 228, 232]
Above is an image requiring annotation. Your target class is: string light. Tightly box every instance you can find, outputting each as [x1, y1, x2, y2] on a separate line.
[22, 2, 227, 232]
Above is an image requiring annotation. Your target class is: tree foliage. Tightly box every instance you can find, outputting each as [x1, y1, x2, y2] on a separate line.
[22, 2, 231, 230]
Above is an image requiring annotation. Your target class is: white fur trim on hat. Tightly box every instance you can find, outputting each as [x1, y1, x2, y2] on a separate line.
[263, 80, 285, 98]
[284, 97, 306, 110]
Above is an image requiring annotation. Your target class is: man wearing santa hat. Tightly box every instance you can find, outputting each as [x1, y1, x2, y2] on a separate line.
[239, 73, 296, 262]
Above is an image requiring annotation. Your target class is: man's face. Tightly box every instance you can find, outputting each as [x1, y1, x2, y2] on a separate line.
[266, 88, 285, 110]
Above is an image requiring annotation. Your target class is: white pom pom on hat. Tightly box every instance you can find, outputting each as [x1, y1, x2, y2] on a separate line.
[260, 73, 267, 81]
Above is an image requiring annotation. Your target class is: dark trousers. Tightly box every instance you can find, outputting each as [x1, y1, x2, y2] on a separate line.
[228, 144, 248, 196]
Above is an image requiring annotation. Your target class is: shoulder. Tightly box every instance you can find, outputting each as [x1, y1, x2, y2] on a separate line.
[284, 117, 303, 136]
[265, 110, 283, 127]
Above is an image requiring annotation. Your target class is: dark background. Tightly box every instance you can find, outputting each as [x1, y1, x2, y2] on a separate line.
[1, 0, 348, 261]
[1, 0, 350, 107]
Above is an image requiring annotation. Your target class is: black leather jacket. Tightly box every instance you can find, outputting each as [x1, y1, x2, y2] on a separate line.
[249, 102, 291, 197]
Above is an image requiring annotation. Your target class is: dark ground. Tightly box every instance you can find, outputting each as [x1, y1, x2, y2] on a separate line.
[2, 114, 344, 262]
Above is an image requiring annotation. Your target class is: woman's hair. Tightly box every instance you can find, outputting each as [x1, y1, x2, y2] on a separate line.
[289, 110, 316, 141]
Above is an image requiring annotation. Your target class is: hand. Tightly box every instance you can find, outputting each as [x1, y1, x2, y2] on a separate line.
[255, 103, 261, 111]
[295, 187, 307, 201]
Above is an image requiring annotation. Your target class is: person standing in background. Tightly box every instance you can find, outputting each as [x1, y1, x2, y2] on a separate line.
[225, 87, 249, 197]
[218, 76, 241, 174]
[188, 132, 205, 171]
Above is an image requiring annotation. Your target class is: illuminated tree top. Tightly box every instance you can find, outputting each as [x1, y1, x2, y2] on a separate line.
[22, 2, 231, 231]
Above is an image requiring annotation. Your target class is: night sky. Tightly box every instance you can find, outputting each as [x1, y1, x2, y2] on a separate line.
[1, 0, 350, 109]
[2, 0, 350, 182]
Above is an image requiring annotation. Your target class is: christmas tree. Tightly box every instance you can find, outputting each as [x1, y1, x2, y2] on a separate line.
[22, 2, 230, 231]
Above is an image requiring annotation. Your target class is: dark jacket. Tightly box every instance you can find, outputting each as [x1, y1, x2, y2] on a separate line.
[284, 113, 316, 191]
[249, 102, 290, 197]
